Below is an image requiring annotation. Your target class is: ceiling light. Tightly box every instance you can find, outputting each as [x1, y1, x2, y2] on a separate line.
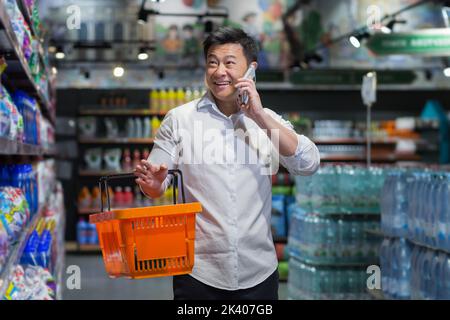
[349, 32, 370, 48]
[381, 26, 392, 34]
[138, 48, 149, 60]
[55, 52, 65, 59]
[444, 67, 450, 78]
[51, 67, 58, 75]
[113, 66, 125, 78]
[349, 36, 361, 48]
[48, 45, 57, 53]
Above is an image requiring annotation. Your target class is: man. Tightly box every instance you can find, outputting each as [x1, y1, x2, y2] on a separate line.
[135, 27, 320, 300]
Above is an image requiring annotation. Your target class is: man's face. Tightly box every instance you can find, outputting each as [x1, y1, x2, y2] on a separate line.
[205, 43, 251, 104]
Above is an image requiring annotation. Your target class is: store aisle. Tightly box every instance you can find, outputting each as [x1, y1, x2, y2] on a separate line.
[63, 255, 288, 300]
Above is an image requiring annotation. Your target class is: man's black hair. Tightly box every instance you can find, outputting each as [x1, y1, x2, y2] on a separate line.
[203, 26, 258, 63]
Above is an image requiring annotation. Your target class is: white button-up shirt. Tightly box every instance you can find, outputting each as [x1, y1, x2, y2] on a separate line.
[147, 92, 320, 290]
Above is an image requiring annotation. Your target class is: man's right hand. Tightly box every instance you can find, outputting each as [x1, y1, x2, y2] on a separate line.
[134, 160, 168, 198]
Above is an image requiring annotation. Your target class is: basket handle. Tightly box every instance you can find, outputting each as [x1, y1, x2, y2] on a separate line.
[99, 169, 186, 212]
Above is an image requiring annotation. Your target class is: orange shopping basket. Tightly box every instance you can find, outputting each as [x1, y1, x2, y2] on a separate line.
[89, 169, 202, 279]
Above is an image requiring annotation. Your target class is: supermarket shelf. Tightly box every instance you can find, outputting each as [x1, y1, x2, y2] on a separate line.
[313, 138, 420, 145]
[17, 0, 40, 42]
[0, 1, 53, 125]
[79, 169, 132, 177]
[320, 154, 421, 162]
[78, 244, 101, 253]
[367, 288, 386, 300]
[0, 137, 56, 156]
[289, 254, 376, 268]
[79, 109, 167, 116]
[78, 137, 154, 144]
[0, 197, 48, 298]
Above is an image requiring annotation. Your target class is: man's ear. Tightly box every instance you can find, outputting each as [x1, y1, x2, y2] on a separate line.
[251, 61, 258, 70]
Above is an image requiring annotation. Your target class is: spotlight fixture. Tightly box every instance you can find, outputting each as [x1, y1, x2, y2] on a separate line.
[349, 31, 370, 48]
[55, 46, 65, 59]
[138, 0, 148, 24]
[444, 67, 450, 78]
[138, 48, 149, 60]
[113, 66, 125, 78]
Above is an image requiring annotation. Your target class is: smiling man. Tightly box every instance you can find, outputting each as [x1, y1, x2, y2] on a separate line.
[134, 27, 320, 300]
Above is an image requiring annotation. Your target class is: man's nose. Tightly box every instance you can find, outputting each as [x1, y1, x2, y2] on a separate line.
[214, 63, 227, 76]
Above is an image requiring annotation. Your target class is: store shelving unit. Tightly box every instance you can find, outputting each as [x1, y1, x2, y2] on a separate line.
[79, 109, 167, 116]
[0, 207, 43, 296]
[0, 0, 53, 125]
[0, 0, 61, 299]
[78, 137, 154, 144]
[0, 137, 55, 156]
[320, 154, 421, 162]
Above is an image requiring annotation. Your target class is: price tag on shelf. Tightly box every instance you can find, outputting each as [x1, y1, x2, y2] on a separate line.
[361, 72, 377, 107]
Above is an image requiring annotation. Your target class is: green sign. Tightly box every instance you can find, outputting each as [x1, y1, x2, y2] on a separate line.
[366, 29, 450, 57]
[289, 70, 416, 85]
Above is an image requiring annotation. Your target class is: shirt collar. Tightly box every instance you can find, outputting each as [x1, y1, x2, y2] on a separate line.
[197, 90, 245, 118]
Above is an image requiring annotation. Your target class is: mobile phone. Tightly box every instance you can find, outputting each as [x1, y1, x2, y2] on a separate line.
[240, 65, 256, 105]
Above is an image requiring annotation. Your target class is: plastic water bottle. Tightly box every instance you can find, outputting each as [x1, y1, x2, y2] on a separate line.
[422, 249, 434, 299]
[430, 251, 444, 299]
[397, 238, 412, 299]
[380, 238, 390, 297]
[443, 253, 450, 300]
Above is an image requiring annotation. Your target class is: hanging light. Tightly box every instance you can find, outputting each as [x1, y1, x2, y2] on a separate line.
[349, 31, 370, 48]
[51, 66, 58, 75]
[444, 67, 450, 78]
[349, 36, 361, 48]
[55, 46, 65, 59]
[113, 65, 125, 77]
[138, 48, 149, 60]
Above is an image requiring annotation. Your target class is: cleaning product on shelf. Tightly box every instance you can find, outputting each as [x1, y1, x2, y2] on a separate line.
[150, 89, 160, 112]
[78, 187, 92, 210]
[142, 148, 150, 161]
[143, 117, 151, 138]
[0, 187, 30, 244]
[134, 117, 143, 138]
[167, 87, 176, 110]
[76, 218, 88, 245]
[103, 148, 122, 171]
[113, 187, 124, 208]
[90, 186, 101, 209]
[176, 87, 185, 106]
[132, 149, 141, 170]
[159, 88, 167, 112]
[123, 186, 134, 207]
[151, 116, 161, 137]
[122, 148, 132, 172]
[0, 223, 9, 273]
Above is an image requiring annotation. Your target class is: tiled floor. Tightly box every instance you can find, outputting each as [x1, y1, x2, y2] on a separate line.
[63, 254, 288, 300]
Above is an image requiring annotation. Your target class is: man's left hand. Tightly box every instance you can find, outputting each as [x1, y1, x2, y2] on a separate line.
[235, 78, 264, 121]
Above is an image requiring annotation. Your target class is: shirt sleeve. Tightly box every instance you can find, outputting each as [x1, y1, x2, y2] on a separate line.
[139, 111, 178, 197]
[264, 108, 320, 176]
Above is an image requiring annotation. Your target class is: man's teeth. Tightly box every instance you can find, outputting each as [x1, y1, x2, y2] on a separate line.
[215, 81, 231, 85]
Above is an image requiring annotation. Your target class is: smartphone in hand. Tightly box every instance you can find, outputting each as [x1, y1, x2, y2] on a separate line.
[240, 65, 256, 105]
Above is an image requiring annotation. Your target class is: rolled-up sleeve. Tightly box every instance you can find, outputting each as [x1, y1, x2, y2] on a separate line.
[264, 108, 320, 176]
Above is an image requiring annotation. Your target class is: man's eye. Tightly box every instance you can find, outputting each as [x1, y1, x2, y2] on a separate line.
[226, 61, 236, 65]
[208, 60, 218, 65]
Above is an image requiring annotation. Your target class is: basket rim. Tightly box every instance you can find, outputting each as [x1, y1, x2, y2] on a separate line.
[89, 202, 202, 223]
